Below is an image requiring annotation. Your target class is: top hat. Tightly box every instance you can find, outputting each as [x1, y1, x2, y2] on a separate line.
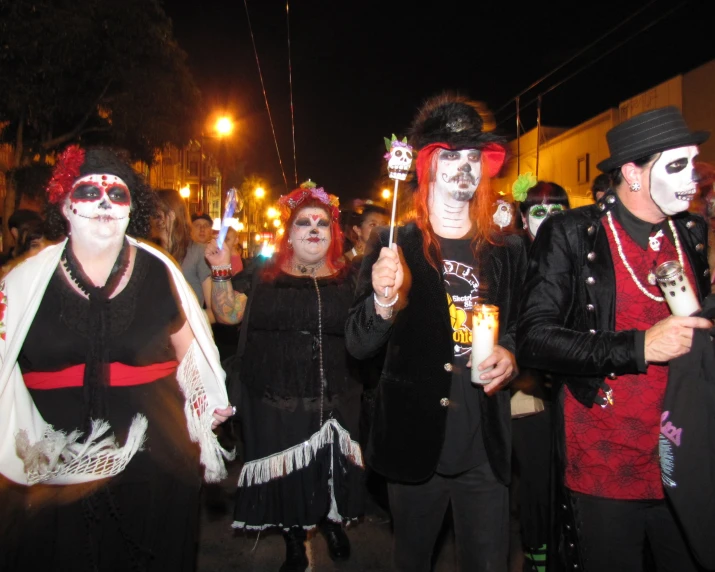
[597, 106, 709, 172]
[408, 92, 506, 151]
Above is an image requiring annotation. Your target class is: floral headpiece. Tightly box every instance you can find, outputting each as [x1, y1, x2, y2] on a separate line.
[511, 172, 538, 202]
[47, 145, 86, 204]
[278, 179, 340, 223]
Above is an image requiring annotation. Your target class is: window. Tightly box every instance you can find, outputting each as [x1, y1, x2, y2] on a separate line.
[577, 154, 590, 184]
[189, 161, 198, 176]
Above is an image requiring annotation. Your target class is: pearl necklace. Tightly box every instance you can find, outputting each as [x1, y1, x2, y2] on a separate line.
[606, 211, 683, 303]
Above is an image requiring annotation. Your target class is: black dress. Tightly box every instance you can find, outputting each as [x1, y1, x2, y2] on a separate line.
[1, 249, 202, 572]
[232, 268, 364, 530]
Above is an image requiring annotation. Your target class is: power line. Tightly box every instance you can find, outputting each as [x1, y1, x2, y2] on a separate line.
[286, 0, 298, 187]
[494, 0, 661, 116]
[243, 0, 289, 192]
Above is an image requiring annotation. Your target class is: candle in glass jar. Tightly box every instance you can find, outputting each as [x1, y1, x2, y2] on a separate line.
[655, 260, 701, 317]
[471, 305, 499, 385]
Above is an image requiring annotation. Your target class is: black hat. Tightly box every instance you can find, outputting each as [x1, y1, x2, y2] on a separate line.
[192, 213, 213, 225]
[597, 106, 709, 172]
[408, 92, 506, 151]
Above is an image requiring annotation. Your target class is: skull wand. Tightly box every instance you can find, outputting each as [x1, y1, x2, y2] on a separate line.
[383, 134, 414, 297]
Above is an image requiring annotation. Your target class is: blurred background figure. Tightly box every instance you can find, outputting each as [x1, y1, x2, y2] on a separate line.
[223, 226, 244, 276]
[205, 181, 364, 572]
[344, 203, 389, 264]
[511, 180, 570, 572]
[591, 173, 611, 203]
[152, 189, 214, 323]
[692, 161, 715, 285]
[493, 198, 516, 231]
[0, 209, 45, 267]
[191, 213, 214, 245]
[518, 181, 570, 243]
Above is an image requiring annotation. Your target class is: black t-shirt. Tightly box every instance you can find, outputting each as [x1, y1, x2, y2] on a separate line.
[436, 236, 487, 475]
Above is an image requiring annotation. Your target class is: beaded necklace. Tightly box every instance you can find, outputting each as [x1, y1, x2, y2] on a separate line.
[606, 211, 683, 303]
[310, 274, 328, 427]
[292, 259, 325, 276]
[62, 238, 131, 299]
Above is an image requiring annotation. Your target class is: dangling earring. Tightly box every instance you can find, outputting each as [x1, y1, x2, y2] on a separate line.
[522, 222, 528, 230]
[629, 182, 641, 192]
[287, 238, 293, 249]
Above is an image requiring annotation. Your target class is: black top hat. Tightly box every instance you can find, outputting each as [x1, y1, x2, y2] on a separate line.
[597, 106, 709, 172]
[408, 92, 506, 151]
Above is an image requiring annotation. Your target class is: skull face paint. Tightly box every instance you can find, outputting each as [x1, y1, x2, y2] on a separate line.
[289, 207, 331, 264]
[433, 149, 482, 202]
[649, 146, 699, 216]
[62, 174, 131, 243]
[526, 203, 564, 240]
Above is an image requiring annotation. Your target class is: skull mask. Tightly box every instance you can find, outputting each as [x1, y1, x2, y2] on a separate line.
[492, 200, 513, 229]
[387, 141, 413, 181]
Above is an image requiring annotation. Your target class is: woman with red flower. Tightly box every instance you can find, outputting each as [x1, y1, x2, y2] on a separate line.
[0, 146, 233, 571]
[204, 180, 365, 572]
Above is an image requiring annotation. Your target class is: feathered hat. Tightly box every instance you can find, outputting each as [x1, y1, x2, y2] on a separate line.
[408, 92, 508, 183]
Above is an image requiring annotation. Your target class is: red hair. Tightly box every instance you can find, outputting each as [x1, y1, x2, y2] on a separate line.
[413, 146, 499, 272]
[262, 198, 345, 281]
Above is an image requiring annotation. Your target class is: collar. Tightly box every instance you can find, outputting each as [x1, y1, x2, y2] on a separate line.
[611, 198, 672, 250]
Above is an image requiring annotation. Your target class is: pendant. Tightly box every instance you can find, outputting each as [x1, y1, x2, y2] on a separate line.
[647, 271, 657, 286]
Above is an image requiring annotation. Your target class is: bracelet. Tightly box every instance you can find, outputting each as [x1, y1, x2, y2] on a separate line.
[374, 292, 399, 308]
[211, 264, 232, 281]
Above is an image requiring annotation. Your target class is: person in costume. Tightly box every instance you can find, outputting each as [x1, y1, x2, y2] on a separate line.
[345, 92, 527, 572]
[510, 178, 570, 571]
[0, 146, 234, 572]
[516, 106, 712, 571]
[205, 180, 364, 572]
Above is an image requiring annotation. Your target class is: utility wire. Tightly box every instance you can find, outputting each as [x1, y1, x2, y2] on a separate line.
[286, 0, 298, 187]
[243, 0, 289, 192]
[494, 0, 660, 116]
[496, 0, 688, 127]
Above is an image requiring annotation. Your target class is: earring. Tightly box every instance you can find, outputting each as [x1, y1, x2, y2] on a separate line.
[288, 238, 292, 244]
[522, 222, 528, 230]
[629, 182, 641, 192]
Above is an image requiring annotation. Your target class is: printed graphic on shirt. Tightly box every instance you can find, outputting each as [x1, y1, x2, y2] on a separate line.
[443, 259, 480, 358]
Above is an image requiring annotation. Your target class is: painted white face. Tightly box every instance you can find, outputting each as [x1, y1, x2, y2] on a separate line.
[289, 206, 331, 264]
[62, 174, 131, 244]
[526, 203, 565, 240]
[433, 149, 482, 202]
[649, 146, 699, 216]
[492, 200, 513, 229]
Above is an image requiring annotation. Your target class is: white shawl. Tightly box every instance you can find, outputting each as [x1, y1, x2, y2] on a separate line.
[0, 237, 234, 486]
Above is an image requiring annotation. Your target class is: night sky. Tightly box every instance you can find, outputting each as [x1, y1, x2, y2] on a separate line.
[163, 0, 714, 204]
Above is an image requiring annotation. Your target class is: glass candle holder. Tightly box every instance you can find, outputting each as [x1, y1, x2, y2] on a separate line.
[471, 304, 499, 385]
[655, 260, 701, 317]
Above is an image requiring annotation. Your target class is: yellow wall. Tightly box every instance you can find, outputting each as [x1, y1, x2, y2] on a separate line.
[683, 59, 715, 166]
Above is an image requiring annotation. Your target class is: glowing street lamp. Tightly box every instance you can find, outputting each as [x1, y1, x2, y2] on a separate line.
[216, 116, 234, 136]
[266, 207, 278, 219]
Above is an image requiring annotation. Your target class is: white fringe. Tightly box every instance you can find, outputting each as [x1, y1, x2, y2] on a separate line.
[177, 341, 235, 483]
[15, 415, 148, 485]
[238, 418, 363, 488]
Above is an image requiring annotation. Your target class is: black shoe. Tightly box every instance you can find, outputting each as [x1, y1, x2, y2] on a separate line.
[319, 520, 350, 561]
[279, 528, 309, 572]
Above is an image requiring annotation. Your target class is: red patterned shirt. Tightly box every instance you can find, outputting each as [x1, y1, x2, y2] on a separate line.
[564, 213, 696, 500]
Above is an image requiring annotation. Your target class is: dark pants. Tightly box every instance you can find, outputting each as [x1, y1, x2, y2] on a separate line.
[388, 461, 509, 572]
[571, 492, 706, 572]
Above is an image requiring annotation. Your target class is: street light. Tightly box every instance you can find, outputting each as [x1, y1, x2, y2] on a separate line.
[199, 115, 235, 215]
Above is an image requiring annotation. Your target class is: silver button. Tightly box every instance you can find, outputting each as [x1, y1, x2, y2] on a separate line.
[687, 220, 695, 229]
[607, 195, 616, 204]
[598, 203, 605, 211]
[587, 225, 596, 235]
[586, 304, 595, 312]
[586, 276, 595, 285]
[705, 269, 711, 277]
[440, 398, 450, 407]
[587, 252, 596, 261]
[608, 372, 616, 379]
[444, 363, 453, 372]
[589, 329, 596, 334]
[696, 243, 704, 252]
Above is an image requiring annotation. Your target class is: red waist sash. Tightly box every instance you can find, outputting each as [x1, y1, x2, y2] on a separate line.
[23, 361, 179, 390]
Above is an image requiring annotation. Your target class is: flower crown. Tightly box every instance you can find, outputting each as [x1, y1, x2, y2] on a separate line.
[47, 145, 86, 204]
[278, 179, 340, 223]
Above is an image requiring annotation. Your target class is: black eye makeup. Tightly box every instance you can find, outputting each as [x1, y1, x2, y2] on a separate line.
[71, 184, 101, 201]
[107, 186, 130, 205]
[665, 158, 689, 174]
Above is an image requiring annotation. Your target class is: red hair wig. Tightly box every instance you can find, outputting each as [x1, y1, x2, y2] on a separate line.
[262, 198, 345, 281]
[413, 146, 500, 272]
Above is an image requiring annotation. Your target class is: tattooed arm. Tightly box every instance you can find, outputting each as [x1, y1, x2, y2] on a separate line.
[210, 278, 247, 325]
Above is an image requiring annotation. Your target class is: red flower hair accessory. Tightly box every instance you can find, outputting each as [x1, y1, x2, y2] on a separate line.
[47, 145, 86, 204]
[278, 179, 340, 224]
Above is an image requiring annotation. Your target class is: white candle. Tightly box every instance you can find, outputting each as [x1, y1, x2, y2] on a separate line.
[655, 261, 701, 317]
[471, 305, 499, 385]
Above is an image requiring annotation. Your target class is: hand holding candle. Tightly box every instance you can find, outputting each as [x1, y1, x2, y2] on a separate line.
[471, 305, 499, 385]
